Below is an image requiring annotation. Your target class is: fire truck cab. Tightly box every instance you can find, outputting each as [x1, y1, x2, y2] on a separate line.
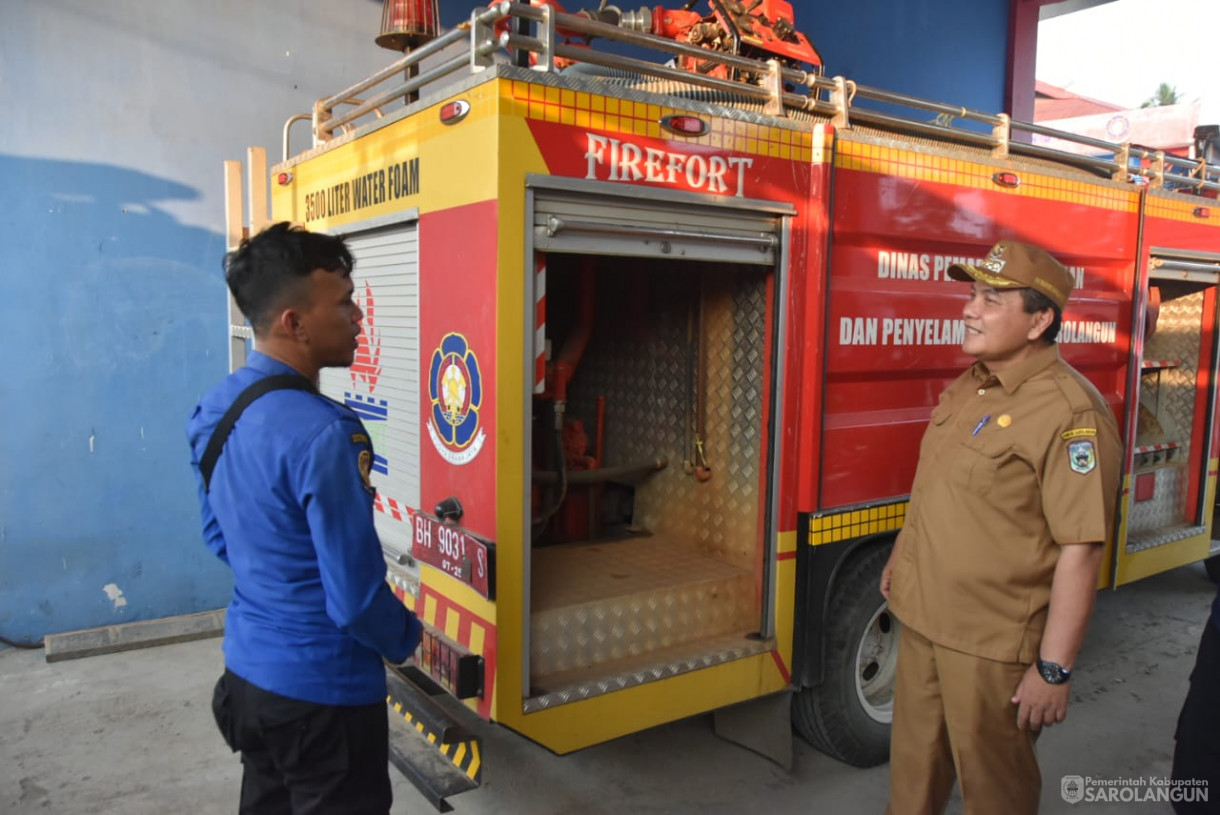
[223, 1, 1220, 804]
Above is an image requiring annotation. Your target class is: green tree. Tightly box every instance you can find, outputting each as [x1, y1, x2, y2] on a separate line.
[1141, 82, 1182, 108]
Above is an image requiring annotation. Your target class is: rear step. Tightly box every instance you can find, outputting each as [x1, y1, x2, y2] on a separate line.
[385, 666, 481, 812]
[525, 632, 771, 712]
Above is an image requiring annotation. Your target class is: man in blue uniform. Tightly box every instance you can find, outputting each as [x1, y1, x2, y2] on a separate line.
[187, 223, 421, 814]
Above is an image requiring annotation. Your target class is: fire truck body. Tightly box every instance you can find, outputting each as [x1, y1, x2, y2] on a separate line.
[224, 0, 1220, 793]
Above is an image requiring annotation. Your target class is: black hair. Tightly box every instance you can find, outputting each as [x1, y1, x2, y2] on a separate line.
[224, 222, 353, 334]
[1020, 288, 1061, 343]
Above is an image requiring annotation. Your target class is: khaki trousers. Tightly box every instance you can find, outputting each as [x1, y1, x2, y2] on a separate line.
[887, 625, 1040, 815]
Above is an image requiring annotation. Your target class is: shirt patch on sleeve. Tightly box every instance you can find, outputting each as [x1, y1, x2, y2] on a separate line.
[1067, 440, 1097, 474]
[358, 449, 374, 493]
[351, 433, 370, 445]
[1062, 428, 1097, 441]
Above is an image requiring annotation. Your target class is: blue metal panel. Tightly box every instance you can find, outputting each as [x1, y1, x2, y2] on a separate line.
[801, 0, 1010, 118]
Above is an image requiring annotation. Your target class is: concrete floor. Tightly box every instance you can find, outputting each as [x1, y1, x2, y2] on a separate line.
[2, 562, 1214, 815]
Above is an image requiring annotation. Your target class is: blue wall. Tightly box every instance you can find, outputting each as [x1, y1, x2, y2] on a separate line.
[1, 0, 1013, 644]
[0, 1, 391, 644]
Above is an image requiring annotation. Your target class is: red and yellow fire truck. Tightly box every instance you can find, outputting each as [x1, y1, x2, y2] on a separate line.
[223, 0, 1220, 804]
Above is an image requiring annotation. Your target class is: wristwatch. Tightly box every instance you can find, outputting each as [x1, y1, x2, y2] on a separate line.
[1036, 658, 1072, 685]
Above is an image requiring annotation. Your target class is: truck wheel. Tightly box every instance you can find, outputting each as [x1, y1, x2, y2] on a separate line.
[792, 543, 898, 767]
[1205, 555, 1220, 584]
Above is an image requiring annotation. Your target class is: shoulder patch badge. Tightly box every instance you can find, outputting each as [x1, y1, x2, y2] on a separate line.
[1067, 439, 1096, 474]
[358, 448, 374, 493]
[1062, 427, 1097, 441]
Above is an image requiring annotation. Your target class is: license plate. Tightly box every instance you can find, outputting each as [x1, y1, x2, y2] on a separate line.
[408, 509, 494, 599]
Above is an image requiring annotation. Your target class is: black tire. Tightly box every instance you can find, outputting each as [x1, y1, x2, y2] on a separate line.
[1205, 555, 1220, 584]
[792, 543, 898, 768]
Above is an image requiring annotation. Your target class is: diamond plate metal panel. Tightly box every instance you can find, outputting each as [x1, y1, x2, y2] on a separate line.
[1126, 464, 1189, 537]
[534, 258, 770, 695]
[566, 263, 767, 570]
[524, 635, 772, 712]
[530, 538, 754, 678]
[1126, 524, 1207, 554]
[1138, 291, 1205, 462]
[1128, 290, 1207, 552]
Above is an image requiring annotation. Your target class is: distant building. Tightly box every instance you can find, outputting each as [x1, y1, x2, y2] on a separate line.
[1035, 80, 1124, 120]
[1032, 80, 1200, 158]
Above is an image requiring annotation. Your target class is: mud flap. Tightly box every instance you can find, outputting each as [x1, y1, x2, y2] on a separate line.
[385, 667, 481, 812]
[712, 689, 794, 770]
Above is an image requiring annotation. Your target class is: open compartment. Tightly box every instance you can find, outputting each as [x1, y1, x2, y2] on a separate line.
[1128, 271, 1218, 552]
[527, 251, 774, 706]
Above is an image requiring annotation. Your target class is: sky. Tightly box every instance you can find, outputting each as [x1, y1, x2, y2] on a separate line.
[1037, 0, 1219, 125]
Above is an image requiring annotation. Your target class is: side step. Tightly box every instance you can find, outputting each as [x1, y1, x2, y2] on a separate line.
[386, 666, 482, 813]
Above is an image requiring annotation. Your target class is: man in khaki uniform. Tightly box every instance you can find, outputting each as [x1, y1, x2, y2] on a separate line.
[881, 240, 1122, 815]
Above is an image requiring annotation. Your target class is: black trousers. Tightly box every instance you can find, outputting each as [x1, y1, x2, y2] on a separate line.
[211, 669, 392, 815]
[1172, 617, 1220, 815]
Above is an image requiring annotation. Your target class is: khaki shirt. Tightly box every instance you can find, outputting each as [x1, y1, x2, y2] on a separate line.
[888, 344, 1122, 663]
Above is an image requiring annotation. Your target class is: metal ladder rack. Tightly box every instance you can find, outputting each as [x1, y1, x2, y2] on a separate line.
[287, 1, 1220, 196]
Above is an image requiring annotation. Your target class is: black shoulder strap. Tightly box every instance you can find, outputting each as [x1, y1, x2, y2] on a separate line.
[200, 374, 317, 492]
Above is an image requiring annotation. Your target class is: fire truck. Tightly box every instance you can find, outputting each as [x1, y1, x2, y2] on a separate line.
[223, 0, 1220, 805]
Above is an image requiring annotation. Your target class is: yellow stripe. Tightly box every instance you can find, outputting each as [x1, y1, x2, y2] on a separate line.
[808, 501, 908, 546]
[443, 607, 461, 642]
[467, 622, 486, 657]
[423, 593, 438, 627]
[506, 79, 812, 162]
[387, 696, 481, 782]
[466, 741, 481, 780]
[1146, 191, 1220, 224]
[834, 139, 1139, 214]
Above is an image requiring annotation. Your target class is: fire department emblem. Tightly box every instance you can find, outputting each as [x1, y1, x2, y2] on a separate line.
[427, 332, 486, 465]
[1067, 440, 1096, 474]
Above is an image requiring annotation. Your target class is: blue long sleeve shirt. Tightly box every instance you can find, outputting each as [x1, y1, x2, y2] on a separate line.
[187, 351, 421, 705]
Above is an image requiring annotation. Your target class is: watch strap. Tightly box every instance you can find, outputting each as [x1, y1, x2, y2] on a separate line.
[1037, 657, 1072, 684]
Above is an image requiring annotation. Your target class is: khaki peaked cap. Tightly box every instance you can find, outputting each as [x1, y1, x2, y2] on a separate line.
[948, 240, 1074, 309]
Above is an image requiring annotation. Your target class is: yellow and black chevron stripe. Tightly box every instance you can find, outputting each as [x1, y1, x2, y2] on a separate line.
[386, 695, 483, 784]
[808, 500, 907, 546]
